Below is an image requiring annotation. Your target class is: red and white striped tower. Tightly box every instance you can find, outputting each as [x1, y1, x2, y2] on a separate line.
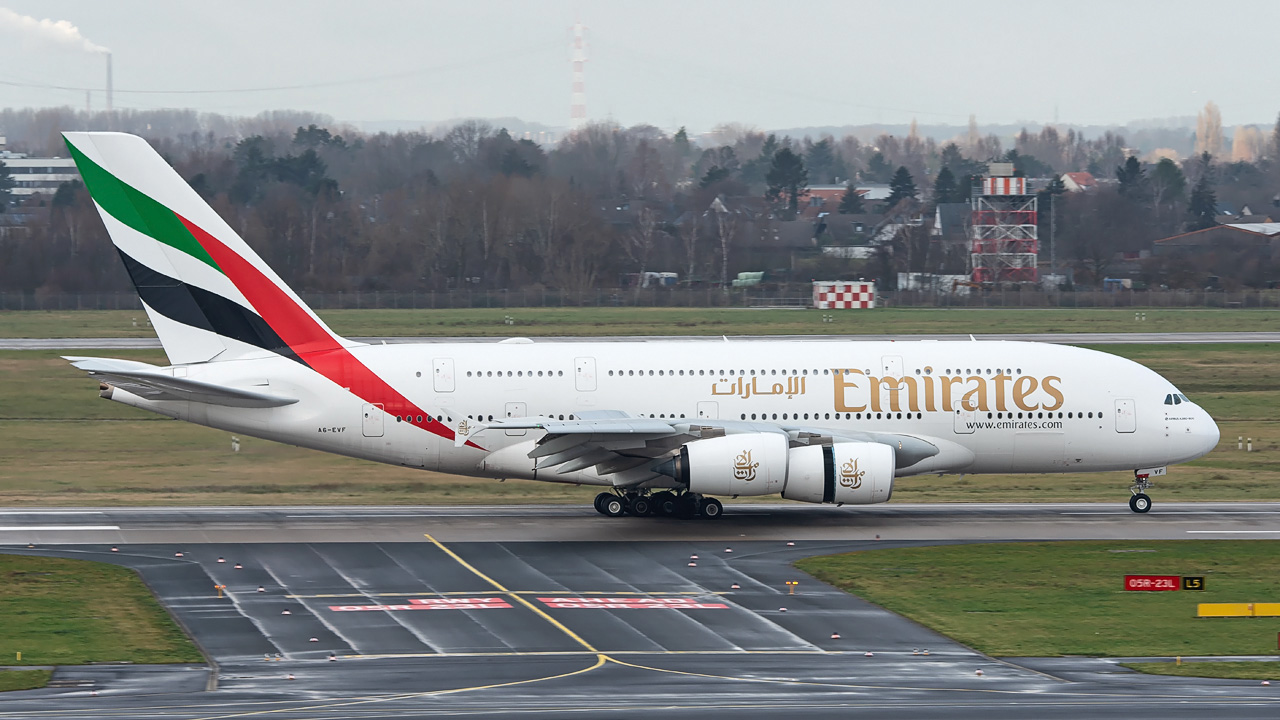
[569, 21, 587, 129]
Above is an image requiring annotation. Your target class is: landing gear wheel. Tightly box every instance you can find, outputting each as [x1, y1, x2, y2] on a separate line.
[594, 492, 613, 516]
[1129, 493, 1152, 513]
[630, 496, 654, 517]
[699, 497, 723, 519]
[651, 491, 677, 517]
[601, 495, 627, 517]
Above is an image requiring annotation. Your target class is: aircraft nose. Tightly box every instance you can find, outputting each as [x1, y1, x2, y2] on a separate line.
[1194, 410, 1220, 459]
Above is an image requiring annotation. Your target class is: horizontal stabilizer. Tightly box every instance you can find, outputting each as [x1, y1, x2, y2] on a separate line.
[64, 356, 297, 408]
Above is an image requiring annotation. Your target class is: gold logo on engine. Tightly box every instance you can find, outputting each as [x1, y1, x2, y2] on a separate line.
[839, 458, 865, 489]
[733, 450, 759, 481]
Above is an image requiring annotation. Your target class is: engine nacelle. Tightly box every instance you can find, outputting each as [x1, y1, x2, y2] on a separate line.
[668, 432, 788, 497]
[783, 442, 895, 505]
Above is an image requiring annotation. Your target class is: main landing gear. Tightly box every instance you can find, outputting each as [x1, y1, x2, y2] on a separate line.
[593, 490, 722, 519]
[1129, 475, 1154, 514]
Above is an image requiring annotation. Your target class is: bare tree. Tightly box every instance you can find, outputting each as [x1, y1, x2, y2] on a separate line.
[709, 196, 738, 292]
[623, 207, 660, 299]
[1195, 101, 1224, 157]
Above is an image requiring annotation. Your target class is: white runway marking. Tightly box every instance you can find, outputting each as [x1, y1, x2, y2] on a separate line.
[0, 511, 104, 515]
[0, 525, 120, 531]
[1185, 530, 1280, 534]
[1061, 511, 1280, 515]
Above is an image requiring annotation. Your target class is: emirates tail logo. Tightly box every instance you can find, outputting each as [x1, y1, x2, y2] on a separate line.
[457, 419, 471, 436]
[839, 458, 865, 489]
[732, 449, 759, 481]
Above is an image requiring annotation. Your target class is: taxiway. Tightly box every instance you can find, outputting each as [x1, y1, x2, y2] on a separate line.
[0, 503, 1277, 718]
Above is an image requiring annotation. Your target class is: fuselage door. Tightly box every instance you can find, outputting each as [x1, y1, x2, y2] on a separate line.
[362, 402, 385, 437]
[1115, 398, 1136, 433]
[575, 357, 597, 391]
[697, 401, 718, 419]
[504, 401, 527, 436]
[881, 355, 903, 378]
[433, 358, 455, 393]
[953, 407, 975, 434]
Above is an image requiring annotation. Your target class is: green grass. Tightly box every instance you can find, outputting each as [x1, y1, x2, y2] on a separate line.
[0, 670, 53, 692]
[0, 554, 202, 666]
[1121, 661, 1280, 680]
[0, 344, 1276, 505]
[5, 307, 1280, 338]
[797, 541, 1280, 657]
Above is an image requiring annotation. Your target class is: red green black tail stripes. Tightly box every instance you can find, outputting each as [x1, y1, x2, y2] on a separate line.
[66, 140, 221, 272]
[67, 132, 475, 448]
[115, 248, 301, 363]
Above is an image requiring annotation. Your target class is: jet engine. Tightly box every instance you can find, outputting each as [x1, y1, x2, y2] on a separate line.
[660, 432, 788, 497]
[783, 442, 895, 505]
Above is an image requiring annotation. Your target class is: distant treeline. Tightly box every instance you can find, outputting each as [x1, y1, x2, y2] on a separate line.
[2, 107, 1280, 295]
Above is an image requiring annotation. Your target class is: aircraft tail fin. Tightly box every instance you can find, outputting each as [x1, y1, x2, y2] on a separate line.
[63, 131, 350, 365]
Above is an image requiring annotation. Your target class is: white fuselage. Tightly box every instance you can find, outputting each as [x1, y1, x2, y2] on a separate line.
[105, 339, 1220, 489]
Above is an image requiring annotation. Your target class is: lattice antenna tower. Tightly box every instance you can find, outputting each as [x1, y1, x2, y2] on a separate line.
[570, 20, 587, 129]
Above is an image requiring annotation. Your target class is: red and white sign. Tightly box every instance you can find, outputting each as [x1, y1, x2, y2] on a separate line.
[329, 597, 512, 611]
[1123, 575, 1180, 591]
[813, 282, 876, 310]
[538, 597, 728, 609]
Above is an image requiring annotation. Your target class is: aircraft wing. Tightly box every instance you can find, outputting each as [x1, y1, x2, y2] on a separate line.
[64, 356, 298, 409]
[458, 411, 971, 482]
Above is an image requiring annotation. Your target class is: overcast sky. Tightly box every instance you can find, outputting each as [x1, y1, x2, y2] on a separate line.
[1, 1, 1276, 133]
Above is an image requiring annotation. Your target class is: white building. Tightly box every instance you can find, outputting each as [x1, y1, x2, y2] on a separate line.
[1, 137, 80, 197]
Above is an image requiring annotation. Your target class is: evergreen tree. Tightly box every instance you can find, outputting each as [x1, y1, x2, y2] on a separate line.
[1115, 156, 1148, 199]
[837, 183, 865, 214]
[940, 143, 964, 173]
[1186, 153, 1218, 231]
[0, 160, 14, 213]
[932, 166, 958, 204]
[765, 148, 808, 219]
[699, 165, 731, 188]
[805, 138, 835, 184]
[673, 126, 691, 158]
[1151, 157, 1186, 206]
[885, 166, 918, 208]
[867, 152, 891, 182]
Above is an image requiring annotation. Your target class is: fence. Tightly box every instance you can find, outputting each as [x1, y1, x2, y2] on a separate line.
[5, 288, 1280, 311]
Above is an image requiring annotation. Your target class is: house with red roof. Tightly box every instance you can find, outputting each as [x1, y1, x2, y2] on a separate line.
[1060, 172, 1097, 192]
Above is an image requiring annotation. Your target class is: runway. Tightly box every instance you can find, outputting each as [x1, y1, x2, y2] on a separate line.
[1, 503, 1279, 718]
[3, 501, 1279, 544]
[5, 330, 1280, 350]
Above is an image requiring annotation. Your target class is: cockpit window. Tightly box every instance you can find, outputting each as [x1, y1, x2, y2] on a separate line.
[1164, 394, 1173, 405]
[1173, 395, 1182, 404]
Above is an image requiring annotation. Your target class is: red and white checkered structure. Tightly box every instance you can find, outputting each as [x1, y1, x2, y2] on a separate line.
[813, 281, 876, 309]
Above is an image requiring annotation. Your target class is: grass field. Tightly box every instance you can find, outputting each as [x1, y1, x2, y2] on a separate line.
[796, 541, 1280, 658]
[1120, 661, 1280, 680]
[0, 670, 53, 692]
[0, 343, 1276, 506]
[4, 307, 1280, 338]
[0, 554, 202, 668]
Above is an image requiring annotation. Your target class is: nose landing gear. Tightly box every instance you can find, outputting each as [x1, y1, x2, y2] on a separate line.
[1129, 475, 1154, 513]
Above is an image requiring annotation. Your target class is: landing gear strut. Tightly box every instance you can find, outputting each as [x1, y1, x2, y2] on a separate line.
[1129, 475, 1153, 514]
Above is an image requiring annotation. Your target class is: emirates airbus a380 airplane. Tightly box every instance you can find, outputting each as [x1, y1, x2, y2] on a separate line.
[62, 133, 1220, 517]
